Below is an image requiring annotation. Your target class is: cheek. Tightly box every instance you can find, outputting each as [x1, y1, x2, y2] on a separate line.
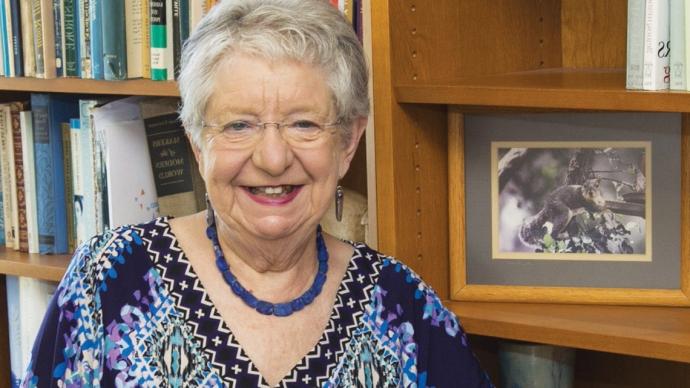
[199, 147, 244, 185]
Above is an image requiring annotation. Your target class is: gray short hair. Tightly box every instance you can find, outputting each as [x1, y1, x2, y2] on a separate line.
[178, 0, 370, 146]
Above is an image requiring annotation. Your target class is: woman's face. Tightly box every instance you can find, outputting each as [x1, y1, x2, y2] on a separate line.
[196, 53, 364, 242]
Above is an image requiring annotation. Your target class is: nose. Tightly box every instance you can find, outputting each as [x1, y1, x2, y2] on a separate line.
[251, 124, 294, 176]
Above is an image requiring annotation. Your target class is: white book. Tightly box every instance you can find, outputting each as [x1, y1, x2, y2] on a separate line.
[685, 0, 690, 90]
[642, 0, 671, 90]
[670, 0, 686, 89]
[92, 97, 159, 228]
[69, 119, 86, 245]
[19, 0, 35, 77]
[189, 0, 205, 32]
[627, 0, 646, 89]
[125, 0, 144, 78]
[165, 0, 174, 80]
[77, 100, 101, 240]
[20, 111, 39, 253]
[6, 276, 57, 386]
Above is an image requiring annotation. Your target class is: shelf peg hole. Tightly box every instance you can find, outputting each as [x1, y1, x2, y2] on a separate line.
[411, 28, 417, 35]
[412, 50, 417, 58]
[410, 4, 416, 12]
[412, 74, 418, 81]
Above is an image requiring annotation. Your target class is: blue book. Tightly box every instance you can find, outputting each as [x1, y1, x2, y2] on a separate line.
[89, 0, 103, 79]
[9, 0, 22, 77]
[31, 94, 79, 254]
[0, 1, 10, 76]
[101, 0, 126, 80]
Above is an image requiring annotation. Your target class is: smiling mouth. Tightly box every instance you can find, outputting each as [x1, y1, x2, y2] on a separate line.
[246, 185, 299, 197]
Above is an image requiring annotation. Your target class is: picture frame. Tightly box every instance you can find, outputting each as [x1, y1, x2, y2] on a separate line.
[448, 108, 690, 306]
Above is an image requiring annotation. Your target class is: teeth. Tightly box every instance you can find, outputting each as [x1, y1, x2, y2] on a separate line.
[249, 185, 295, 196]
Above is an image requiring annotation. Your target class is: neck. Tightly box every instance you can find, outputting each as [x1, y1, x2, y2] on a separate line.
[215, 220, 319, 302]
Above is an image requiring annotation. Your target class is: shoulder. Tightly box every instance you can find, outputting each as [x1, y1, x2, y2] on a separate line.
[61, 217, 172, 296]
[351, 243, 464, 337]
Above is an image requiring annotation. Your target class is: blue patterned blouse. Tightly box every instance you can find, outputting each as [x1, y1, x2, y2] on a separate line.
[23, 217, 493, 387]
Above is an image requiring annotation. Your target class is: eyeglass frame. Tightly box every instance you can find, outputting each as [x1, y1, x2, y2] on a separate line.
[199, 118, 344, 148]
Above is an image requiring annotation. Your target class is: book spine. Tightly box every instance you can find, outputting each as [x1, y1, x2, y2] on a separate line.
[642, 0, 671, 90]
[0, 108, 15, 247]
[6, 276, 23, 387]
[90, 101, 108, 232]
[0, 170, 4, 245]
[2, 106, 20, 250]
[78, 0, 92, 79]
[125, 0, 143, 78]
[77, 100, 98, 238]
[38, 0, 56, 78]
[685, 0, 690, 90]
[61, 121, 75, 252]
[1, 0, 11, 76]
[141, 0, 150, 78]
[625, 0, 645, 89]
[89, 0, 102, 79]
[20, 110, 39, 253]
[164, 0, 172, 80]
[30, 0, 43, 77]
[189, 0, 203, 32]
[20, 0, 35, 77]
[9, 0, 21, 76]
[101, 0, 125, 80]
[52, 0, 63, 76]
[69, 118, 85, 245]
[31, 93, 77, 254]
[9, 102, 28, 252]
[62, 0, 77, 76]
[670, 0, 686, 89]
[149, 0, 167, 80]
[171, 0, 179, 78]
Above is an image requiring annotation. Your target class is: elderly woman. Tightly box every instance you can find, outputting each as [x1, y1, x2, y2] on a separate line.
[24, 0, 492, 387]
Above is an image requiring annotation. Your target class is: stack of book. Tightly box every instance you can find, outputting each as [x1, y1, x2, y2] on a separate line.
[626, 0, 690, 90]
[0, 95, 205, 256]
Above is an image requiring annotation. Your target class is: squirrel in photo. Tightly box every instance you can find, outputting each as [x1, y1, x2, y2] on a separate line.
[519, 179, 607, 248]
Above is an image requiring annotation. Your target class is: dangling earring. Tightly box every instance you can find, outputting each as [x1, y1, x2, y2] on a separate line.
[335, 185, 344, 222]
[205, 193, 215, 227]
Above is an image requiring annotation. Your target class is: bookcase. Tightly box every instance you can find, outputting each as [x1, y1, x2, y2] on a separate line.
[2, 0, 690, 385]
[370, 0, 690, 385]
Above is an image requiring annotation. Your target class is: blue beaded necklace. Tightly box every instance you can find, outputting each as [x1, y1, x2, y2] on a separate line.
[205, 208, 329, 317]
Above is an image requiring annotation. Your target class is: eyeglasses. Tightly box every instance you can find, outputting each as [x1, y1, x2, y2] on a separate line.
[202, 118, 341, 149]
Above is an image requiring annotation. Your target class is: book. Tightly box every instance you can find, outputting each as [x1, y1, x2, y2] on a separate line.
[31, 93, 79, 254]
[31, 0, 57, 78]
[0, 106, 15, 247]
[9, 0, 22, 76]
[52, 0, 63, 77]
[69, 117, 87, 246]
[1, 0, 13, 77]
[642, 0, 671, 90]
[89, 99, 109, 231]
[189, 0, 204, 32]
[78, 0, 91, 78]
[140, 98, 204, 217]
[78, 99, 108, 237]
[670, 0, 686, 89]
[19, 0, 35, 77]
[171, 0, 188, 78]
[101, 0, 126, 80]
[92, 97, 159, 228]
[6, 276, 58, 386]
[20, 110, 39, 253]
[89, 0, 103, 79]
[125, 0, 145, 78]
[686, 0, 690, 90]
[150, 0, 168, 80]
[62, 0, 78, 76]
[4, 102, 29, 252]
[61, 121, 75, 251]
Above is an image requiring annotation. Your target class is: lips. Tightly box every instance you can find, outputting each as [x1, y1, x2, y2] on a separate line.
[242, 184, 303, 205]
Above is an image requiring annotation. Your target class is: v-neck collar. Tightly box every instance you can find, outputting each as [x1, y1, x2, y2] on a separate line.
[142, 217, 382, 387]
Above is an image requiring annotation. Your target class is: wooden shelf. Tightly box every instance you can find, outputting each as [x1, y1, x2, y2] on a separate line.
[449, 301, 690, 363]
[0, 77, 179, 96]
[396, 68, 690, 112]
[0, 247, 70, 282]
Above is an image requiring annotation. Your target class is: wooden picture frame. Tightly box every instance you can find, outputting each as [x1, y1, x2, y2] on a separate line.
[448, 108, 690, 306]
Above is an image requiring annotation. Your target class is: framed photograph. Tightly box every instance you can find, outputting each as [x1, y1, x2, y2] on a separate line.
[448, 109, 690, 306]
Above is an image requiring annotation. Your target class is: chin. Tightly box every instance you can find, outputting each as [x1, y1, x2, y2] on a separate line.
[249, 216, 309, 240]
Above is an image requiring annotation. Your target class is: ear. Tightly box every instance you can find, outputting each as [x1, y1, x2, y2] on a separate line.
[338, 117, 367, 179]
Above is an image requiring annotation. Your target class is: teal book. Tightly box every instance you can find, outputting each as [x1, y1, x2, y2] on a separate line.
[30, 93, 79, 254]
[150, 0, 167, 80]
[101, 0, 125, 80]
[89, 0, 102, 79]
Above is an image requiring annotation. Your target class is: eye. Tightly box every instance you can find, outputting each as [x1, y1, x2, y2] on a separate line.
[288, 120, 322, 132]
[223, 120, 255, 132]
